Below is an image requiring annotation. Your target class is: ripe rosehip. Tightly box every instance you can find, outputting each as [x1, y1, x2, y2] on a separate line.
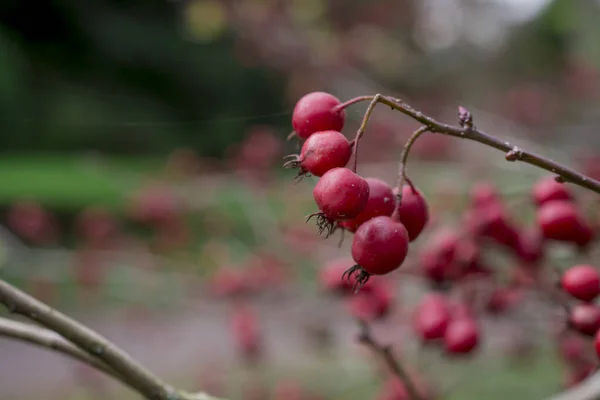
[561, 264, 600, 302]
[346, 282, 393, 321]
[536, 200, 595, 246]
[444, 317, 479, 355]
[286, 130, 351, 177]
[413, 293, 451, 341]
[470, 182, 501, 209]
[419, 229, 460, 284]
[318, 257, 356, 294]
[569, 303, 600, 336]
[313, 168, 370, 221]
[393, 185, 429, 242]
[351, 216, 409, 275]
[340, 178, 396, 233]
[292, 92, 345, 139]
[532, 176, 572, 206]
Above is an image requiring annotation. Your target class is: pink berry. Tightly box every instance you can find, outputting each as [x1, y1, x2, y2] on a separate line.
[351, 216, 409, 275]
[393, 185, 429, 242]
[419, 229, 461, 284]
[444, 317, 480, 355]
[318, 257, 355, 294]
[292, 92, 345, 139]
[537, 200, 594, 246]
[561, 264, 600, 302]
[413, 293, 451, 341]
[569, 303, 600, 336]
[313, 168, 370, 221]
[470, 182, 501, 209]
[532, 176, 572, 206]
[340, 178, 396, 233]
[290, 130, 351, 177]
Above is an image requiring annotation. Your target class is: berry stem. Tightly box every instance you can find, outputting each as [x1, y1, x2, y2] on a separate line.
[394, 126, 429, 215]
[351, 94, 600, 195]
[334, 95, 376, 112]
[357, 320, 425, 400]
[351, 94, 383, 173]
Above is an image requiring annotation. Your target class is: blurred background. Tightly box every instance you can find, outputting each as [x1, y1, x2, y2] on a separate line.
[0, 0, 600, 399]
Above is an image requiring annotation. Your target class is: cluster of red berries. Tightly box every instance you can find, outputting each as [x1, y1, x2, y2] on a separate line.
[286, 92, 429, 290]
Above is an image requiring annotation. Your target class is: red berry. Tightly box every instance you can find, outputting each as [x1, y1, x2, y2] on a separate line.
[444, 317, 479, 355]
[485, 287, 521, 315]
[346, 282, 393, 321]
[313, 168, 370, 221]
[537, 200, 594, 246]
[341, 178, 396, 232]
[393, 185, 429, 242]
[562, 264, 600, 302]
[569, 303, 600, 336]
[419, 229, 460, 283]
[470, 182, 501, 209]
[513, 229, 545, 264]
[294, 130, 351, 177]
[231, 305, 262, 363]
[532, 176, 572, 206]
[558, 333, 587, 365]
[292, 92, 345, 139]
[413, 293, 451, 341]
[595, 329, 600, 360]
[351, 216, 409, 275]
[318, 257, 355, 294]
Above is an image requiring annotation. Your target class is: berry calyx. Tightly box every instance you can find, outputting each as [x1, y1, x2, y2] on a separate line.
[339, 178, 396, 233]
[561, 264, 600, 302]
[350, 216, 410, 276]
[283, 130, 351, 177]
[444, 317, 480, 355]
[532, 176, 572, 206]
[311, 168, 370, 236]
[292, 92, 345, 140]
[569, 303, 600, 336]
[536, 200, 595, 247]
[392, 184, 429, 242]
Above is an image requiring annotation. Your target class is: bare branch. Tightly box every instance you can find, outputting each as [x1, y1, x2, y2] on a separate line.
[356, 320, 425, 400]
[0, 278, 222, 400]
[339, 95, 600, 194]
[0, 316, 124, 382]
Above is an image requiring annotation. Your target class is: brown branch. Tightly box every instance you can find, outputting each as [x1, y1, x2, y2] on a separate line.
[340, 95, 600, 194]
[0, 278, 222, 400]
[356, 320, 424, 400]
[0, 316, 125, 382]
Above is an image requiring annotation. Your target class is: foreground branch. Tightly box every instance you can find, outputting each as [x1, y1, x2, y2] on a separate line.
[342, 95, 600, 194]
[0, 278, 221, 400]
[357, 320, 424, 400]
[0, 317, 125, 382]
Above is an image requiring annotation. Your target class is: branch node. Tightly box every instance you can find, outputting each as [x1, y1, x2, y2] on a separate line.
[505, 146, 524, 162]
[458, 105, 474, 129]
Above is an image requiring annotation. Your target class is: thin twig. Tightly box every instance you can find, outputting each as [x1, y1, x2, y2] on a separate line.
[394, 125, 430, 212]
[0, 278, 220, 400]
[351, 94, 383, 173]
[356, 320, 424, 400]
[342, 94, 600, 194]
[0, 316, 125, 383]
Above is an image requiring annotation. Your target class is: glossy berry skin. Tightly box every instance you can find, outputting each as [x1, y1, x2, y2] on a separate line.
[298, 130, 351, 177]
[569, 303, 600, 336]
[444, 317, 479, 355]
[351, 216, 409, 275]
[313, 168, 370, 220]
[536, 200, 594, 246]
[413, 294, 451, 341]
[393, 185, 429, 242]
[532, 176, 572, 206]
[561, 265, 600, 302]
[340, 178, 396, 232]
[292, 92, 345, 139]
